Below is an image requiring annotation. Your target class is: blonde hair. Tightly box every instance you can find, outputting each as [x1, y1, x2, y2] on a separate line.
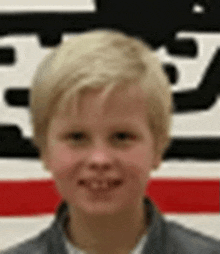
[29, 28, 173, 164]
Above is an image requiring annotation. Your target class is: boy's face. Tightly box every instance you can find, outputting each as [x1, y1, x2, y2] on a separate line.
[42, 84, 161, 215]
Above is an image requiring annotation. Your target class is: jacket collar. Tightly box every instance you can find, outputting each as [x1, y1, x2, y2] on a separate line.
[52, 197, 166, 254]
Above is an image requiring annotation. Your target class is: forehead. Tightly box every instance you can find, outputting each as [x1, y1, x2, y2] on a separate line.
[56, 84, 148, 125]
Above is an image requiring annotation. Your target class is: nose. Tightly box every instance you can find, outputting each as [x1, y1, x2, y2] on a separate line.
[87, 146, 113, 171]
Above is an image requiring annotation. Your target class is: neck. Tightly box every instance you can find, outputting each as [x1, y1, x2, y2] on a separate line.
[66, 200, 148, 252]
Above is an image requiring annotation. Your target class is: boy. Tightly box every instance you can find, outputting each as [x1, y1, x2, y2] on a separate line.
[2, 29, 220, 254]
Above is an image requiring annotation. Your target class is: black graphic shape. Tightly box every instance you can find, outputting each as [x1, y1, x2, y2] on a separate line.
[174, 48, 220, 112]
[166, 38, 197, 57]
[40, 31, 62, 46]
[163, 64, 178, 84]
[0, 0, 213, 49]
[5, 89, 27, 107]
[0, 48, 15, 65]
[0, 126, 37, 157]
[164, 138, 220, 160]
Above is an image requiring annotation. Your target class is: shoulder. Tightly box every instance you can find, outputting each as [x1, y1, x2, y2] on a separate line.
[1, 202, 70, 254]
[1, 217, 68, 254]
[0, 216, 68, 254]
[165, 220, 220, 254]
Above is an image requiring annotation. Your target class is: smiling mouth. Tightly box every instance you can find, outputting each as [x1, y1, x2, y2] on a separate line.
[78, 179, 123, 191]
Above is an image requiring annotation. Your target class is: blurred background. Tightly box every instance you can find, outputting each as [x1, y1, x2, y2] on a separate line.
[0, 0, 220, 250]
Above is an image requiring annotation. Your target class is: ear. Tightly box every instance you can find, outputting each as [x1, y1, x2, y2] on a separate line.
[40, 148, 50, 171]
[152, 153, 162, 171]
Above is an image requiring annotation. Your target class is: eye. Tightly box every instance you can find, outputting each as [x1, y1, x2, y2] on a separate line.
[113, 132, 136, 141]
[68, 132, 86, 141]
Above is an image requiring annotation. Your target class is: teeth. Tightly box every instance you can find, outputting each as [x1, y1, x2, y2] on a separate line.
[90, 181, 109, 189]
[79, 179, 122, 190]
[86, 181, 117, 190]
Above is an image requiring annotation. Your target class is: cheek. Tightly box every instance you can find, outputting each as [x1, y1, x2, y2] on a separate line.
[119, 146, 153, 182]
[46, 143, 83, 179]
[122, 145, 153, 169]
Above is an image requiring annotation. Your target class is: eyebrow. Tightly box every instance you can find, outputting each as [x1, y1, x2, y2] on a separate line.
[67, 121, 143, 131]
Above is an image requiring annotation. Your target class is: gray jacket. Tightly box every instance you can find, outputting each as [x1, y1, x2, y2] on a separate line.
[1, 197, 220, 254]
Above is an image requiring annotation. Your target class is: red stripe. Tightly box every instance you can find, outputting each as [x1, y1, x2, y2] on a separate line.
[1, 180, 60, 216]
[146, 179, 220, 213]
[0, 179, 219, 216]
